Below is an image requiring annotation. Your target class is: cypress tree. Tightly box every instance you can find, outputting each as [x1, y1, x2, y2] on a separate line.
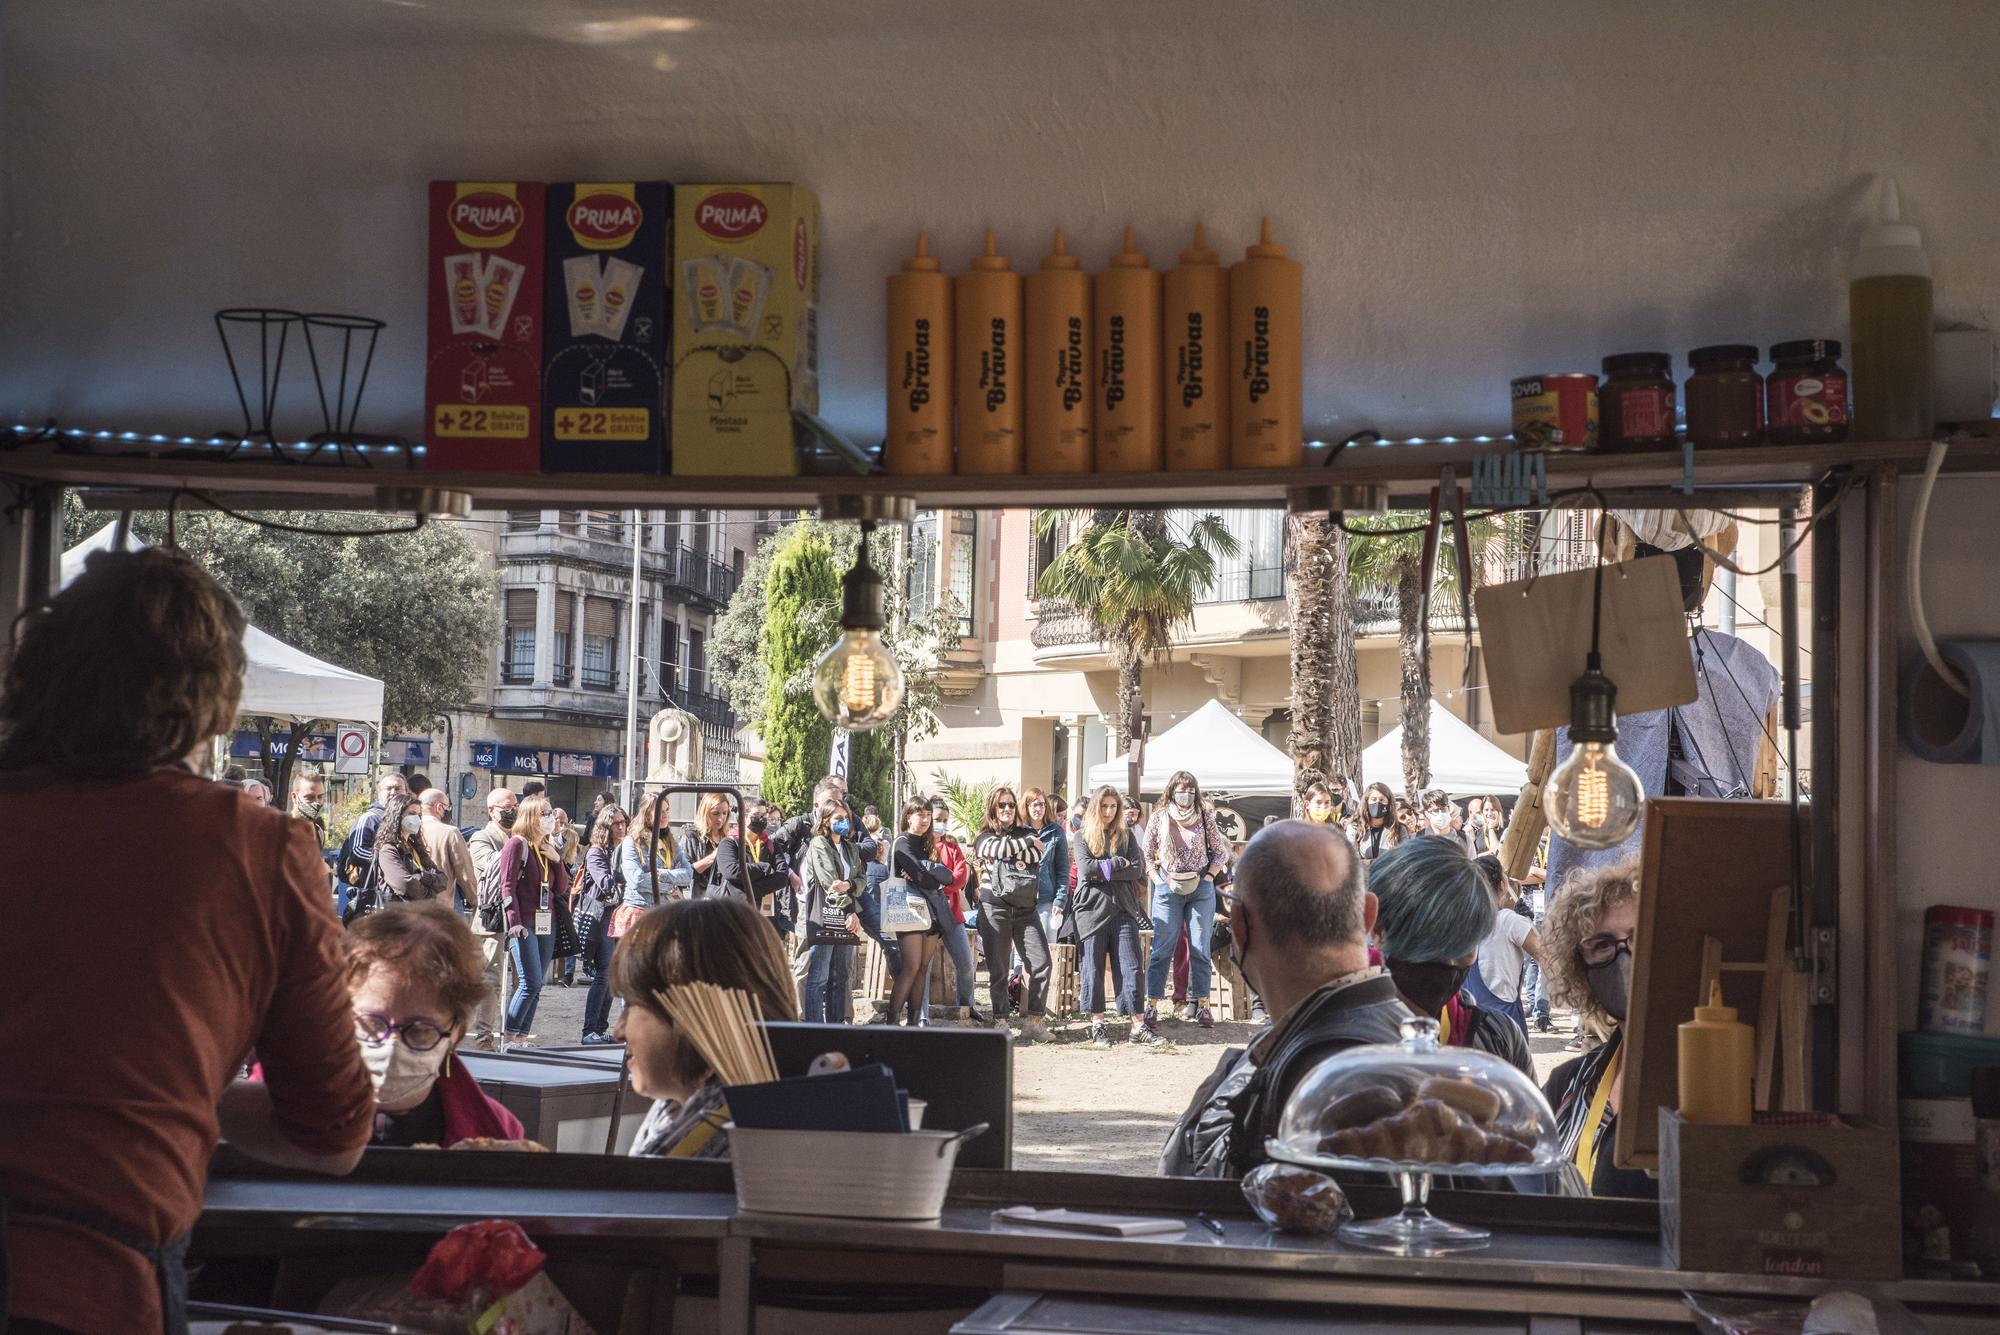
[759, 527, 838, 813]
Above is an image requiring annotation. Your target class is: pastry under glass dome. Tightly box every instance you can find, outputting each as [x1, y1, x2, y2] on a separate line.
[1264, 1016, 1564, 1254]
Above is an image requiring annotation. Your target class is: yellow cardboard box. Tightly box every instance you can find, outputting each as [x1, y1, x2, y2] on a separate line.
[671, 183, 819, 475]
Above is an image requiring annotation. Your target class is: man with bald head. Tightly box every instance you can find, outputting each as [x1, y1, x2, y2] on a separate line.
[1161, 819, 1411, 1178]
[464, 787, 522, 1050]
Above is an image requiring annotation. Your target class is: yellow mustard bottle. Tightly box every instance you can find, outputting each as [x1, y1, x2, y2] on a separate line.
[1677, 979, 1754, 1126]
[1093, 227, 1162, 473]
[1025, 229, 1093, 474]
[1229, 216, 1303, 468]
[1163, 224, 1229, 471]
[955, 230, 1023, 475]
[885, 231, 953, 476]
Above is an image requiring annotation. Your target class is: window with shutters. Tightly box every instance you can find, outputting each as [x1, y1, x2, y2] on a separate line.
[582, 596, 618, 689]
[557, 509, 581, 535]
[663, 510, 680, 552]
[502, 589, 537, 683]
[687, 626, 708, 695]
[583, 509, 621, 540]
[552, 591, 575, 686]
[946, 511, 977, 638]
[907, 514, 937, 617]
[660, 616, 680, 696]
[507, 510, 542, 533]
[687, 508, 708, 556]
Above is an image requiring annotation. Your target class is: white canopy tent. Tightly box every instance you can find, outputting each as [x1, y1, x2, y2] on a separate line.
[1360, 700, 1527, 797]
[61, 523, 385, 727]
[1085, 698, 1294, 797]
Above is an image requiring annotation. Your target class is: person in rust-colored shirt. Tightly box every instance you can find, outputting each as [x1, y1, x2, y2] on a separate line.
[0, 548, 374, 1335]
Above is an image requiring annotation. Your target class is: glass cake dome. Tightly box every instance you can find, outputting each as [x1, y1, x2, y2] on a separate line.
[1264, 1016, 1565, 1254]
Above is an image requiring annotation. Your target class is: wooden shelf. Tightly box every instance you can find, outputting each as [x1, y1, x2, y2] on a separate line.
[6, 435, 1987, 513]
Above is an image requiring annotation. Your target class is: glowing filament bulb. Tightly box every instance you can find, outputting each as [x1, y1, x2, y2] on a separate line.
[1575, 762, 1611, 828]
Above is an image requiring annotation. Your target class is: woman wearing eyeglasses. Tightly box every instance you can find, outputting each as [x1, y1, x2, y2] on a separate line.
[1538, 859, 1653, 1199]
[345, 903, 523, 1147]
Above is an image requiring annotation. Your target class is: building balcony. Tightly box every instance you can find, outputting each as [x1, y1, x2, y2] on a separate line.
[500, 529, 741, 608]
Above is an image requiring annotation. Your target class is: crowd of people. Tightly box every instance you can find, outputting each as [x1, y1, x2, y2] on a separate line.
[0, 549, 1656, 1330]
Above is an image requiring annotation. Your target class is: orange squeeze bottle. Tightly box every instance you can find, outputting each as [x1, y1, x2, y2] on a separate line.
[1094, 227, 1162, 473]
[1229, 217, 1303, 468]
[1163, 224, 1229, 471]
[1025, 229, 1093, 473]
[886, 231, 954, 475]
[955, 230, 1023, 475]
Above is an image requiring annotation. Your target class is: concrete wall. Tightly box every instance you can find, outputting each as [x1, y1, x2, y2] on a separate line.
[5, 1, 1998, 444]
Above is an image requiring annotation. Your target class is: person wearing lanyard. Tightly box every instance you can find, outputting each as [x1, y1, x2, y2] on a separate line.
[498, 796, 576, 1043]
[1366, 835, 1532, 1074]
[0, 548, 374, 1335]
[1538, 859, 1653, 1199]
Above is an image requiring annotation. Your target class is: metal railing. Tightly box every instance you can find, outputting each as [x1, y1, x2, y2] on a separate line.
[1029, 600, 1101, 649]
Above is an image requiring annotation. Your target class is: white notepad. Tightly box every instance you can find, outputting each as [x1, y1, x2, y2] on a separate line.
[991, 1206, 1188, 1237]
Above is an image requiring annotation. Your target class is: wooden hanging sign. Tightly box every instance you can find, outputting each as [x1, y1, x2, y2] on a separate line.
[1475, 554, 1698, 735]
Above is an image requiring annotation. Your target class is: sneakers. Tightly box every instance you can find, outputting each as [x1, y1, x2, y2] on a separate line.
[965, 1008, 991, 1026]
[1564, 1033, 1586, 1052]
[1088, 1020, 1110, 1049]
[1195, 1005, 1214, 1029]
[580, 1030, 615, 1045]
[1534, 1016, 1555, 1034]
[1143, 1001, 1160, 1027]
[1022, 1017, 1054, 1043]
[992, 1017, 1014, 1034]
[1178, 1002, 1201, 1023]
[1129, 1023, 1166, 1047]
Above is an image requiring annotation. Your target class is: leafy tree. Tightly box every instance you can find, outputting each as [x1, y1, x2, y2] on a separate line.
[114, 509, 496, 797]
[716, 514, 958, 808]
[757, 526, 839, 815]
[1345, 511, 1499, 797]
[1285, 513, 1362, 813]
[1030, 509, 1241, 768]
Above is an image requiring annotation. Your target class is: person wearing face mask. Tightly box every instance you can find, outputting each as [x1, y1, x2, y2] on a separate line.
[372, 792, 447, 906]
[1301, 781, 1340, 826]
[715, 802, 790, 911]
[923, 796, 986, 1025]
[1367, 836, 1531, 1075]
[1141, 770, 1230, 1030]
[1347, 781, 1403, 861]
[340, 903, 523, 1147]
[1161, 820, 1409, 1177]
[465, 787, 521, 1050]
[1539, 860, 1652, 1199]
[801, 798, 867, 1023]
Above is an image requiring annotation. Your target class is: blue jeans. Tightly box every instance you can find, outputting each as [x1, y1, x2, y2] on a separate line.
[1523, 913, 1551, 1025]
[1147, 876, 1216, 1002]
[802, 943, 854, 1023]
[856, 888, 904, 979]
[1083, 914, 1142, 1017]
[1464, 959, 1528, 1038]
[583, 930, 616, 1037]
[506, 931, 556, 1034]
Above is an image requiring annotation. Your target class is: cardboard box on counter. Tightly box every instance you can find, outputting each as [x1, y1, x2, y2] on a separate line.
[542, 182, 670, 474]
[671, 183, 818, 475]
[1659, 1108, 1901, 1281]
[426, 181, 546, 473]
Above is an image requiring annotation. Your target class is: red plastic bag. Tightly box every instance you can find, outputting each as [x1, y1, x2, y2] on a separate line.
[410, 1221, 547, 1302]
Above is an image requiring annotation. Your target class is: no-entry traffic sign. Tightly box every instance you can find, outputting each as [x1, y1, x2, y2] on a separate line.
[334, 726, 370, 774]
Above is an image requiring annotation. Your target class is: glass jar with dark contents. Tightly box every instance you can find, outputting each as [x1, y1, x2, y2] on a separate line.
[1765, 340, 1849, 444]
[1685, 345, 1764, 448]
[1598, 352, 1677, 452]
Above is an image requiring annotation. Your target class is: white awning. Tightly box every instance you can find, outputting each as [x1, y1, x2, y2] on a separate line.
[1361, 700, 1527, 797]
[1086, 698, 1295, 796]
[62, 523, 385, 728]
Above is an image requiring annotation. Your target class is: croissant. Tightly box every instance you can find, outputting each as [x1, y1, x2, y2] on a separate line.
[1322, 1098, 1533, 1165]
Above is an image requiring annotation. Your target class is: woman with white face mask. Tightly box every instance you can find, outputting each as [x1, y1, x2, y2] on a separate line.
[343, 903, 523, 1147]
[372, 792, 447, 905]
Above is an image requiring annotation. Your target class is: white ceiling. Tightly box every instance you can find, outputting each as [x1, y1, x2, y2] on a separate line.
[5, 0, 1998, 446]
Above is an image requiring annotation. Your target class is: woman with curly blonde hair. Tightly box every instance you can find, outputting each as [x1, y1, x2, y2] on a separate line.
[1538, 858, 1653, 1199]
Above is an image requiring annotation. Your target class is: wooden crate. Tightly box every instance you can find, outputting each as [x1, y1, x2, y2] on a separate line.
[1659, 1108, 1901, 1280]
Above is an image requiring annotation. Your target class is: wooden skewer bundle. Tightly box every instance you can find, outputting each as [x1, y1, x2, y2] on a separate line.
[654, 982, 780, 1087]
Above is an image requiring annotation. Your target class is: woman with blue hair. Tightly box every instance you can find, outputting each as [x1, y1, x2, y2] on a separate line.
[1367, 835, 1532, 1074]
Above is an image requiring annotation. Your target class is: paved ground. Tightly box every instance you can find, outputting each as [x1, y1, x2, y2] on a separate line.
[519, 972, 1589, 1172]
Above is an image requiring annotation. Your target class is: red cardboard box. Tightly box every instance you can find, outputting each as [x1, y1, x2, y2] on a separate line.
[426, 180, 546, 472]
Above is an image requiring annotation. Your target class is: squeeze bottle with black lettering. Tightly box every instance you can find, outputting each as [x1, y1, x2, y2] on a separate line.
[1229, 217, 1303, 468]
[1850, 177, 1934, 442]
[955, 230, 1023, 474]
[885, 231, 953, 475]
[1094, 227, 1162, 473]
[1025, 229, 1093, 473]
[1163, 224, 1228, 471]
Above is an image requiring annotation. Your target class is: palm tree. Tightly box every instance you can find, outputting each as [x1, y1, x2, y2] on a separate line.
[1346, 512, 1500, 797]
[1031, 509, 1241, 761]
[1284, 513, 1362, 814]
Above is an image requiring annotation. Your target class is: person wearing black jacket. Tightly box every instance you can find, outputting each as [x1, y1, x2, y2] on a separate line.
[972, 786, 1053, 1042]
[713, 806, 790, 909]
[1161, 820, 1410, 1177]
[887, 798, 954, 1026]
[680, 791, 732, 899]
[1055, 785, 1157, 1049]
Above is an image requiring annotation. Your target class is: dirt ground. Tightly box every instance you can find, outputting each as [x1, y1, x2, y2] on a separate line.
[521, 973, 1581, 1173]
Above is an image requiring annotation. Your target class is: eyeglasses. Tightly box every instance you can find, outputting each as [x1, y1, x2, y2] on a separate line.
[355, 1012, 447, 1052]
[1577, 931, 1635, 968]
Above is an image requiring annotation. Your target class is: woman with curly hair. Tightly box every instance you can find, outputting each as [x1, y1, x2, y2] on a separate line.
[1538, 858, 1653, 1199]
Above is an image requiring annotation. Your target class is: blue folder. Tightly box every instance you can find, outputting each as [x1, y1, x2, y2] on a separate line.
[724, 1064, 909, 1133]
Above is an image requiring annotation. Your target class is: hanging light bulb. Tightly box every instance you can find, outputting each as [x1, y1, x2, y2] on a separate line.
[1543, 668, 1644, 849]
[812, 522, 904, 730]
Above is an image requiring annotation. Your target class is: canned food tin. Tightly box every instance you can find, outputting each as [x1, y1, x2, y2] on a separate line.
[1512, 373, 1599, 452]
[1918, 904, 1994, 1035]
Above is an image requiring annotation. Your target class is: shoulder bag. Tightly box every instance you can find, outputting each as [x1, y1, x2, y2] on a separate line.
[880, 876, 933, 934]
[803, 844, 862, 946]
